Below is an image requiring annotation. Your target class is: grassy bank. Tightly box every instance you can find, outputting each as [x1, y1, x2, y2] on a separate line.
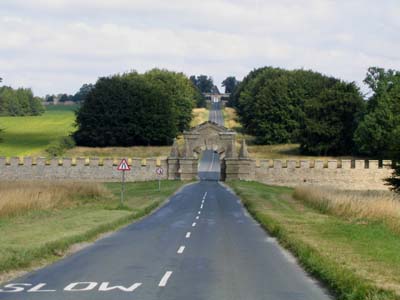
[227, 181, 400, 300]
[191, 108, 209, 127]
[0, 180, 185, 280]
[223, 107, 241, 130]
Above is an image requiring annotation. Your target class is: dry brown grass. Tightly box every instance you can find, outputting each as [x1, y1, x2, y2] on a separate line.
[65, 146, 171, 159]
[191, 108, 209, 127]
[0, 181, 109, 217]
[223, 107, 241, 130]
[293, 186, 400, 233]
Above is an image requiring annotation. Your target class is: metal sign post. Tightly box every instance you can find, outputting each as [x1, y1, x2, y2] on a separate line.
[121, 170, 126, 205]
[117, 159, 131, 205]
[156, 167, 164, 191]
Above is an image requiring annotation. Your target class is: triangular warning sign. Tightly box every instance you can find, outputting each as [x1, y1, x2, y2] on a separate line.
[117, 159, 131, 171]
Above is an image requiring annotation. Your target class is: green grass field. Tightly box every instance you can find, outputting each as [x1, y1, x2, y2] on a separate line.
[0, 105, 77, 157]
[228, 181, 400, 299]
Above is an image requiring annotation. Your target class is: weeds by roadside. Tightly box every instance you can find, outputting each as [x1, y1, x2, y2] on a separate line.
[0, 181, 109, 217]
[293, 186, 400, 234]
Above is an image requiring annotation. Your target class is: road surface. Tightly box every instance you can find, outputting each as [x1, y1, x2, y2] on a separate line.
[0, 103, 332, 300]
[209, 101, 224, 126]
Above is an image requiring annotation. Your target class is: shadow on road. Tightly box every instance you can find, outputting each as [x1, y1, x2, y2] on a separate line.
[198, 150, 221, 181]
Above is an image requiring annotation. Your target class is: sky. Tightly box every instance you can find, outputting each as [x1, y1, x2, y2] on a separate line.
[0, 0, 399, 97]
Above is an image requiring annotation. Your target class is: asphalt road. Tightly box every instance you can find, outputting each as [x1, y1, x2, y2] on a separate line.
[209, 101, 224, 126]
[0, 103, 332, 300]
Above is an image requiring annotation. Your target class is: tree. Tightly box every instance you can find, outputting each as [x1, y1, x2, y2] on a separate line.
[190, 75, 214, 93]
[299, 81, 365, 155]
[385, 129, 400, 192]
[144, 69, 196, 132]
[354, 67, 400, 157]
[0, 86, 44, 116]
[222, 76, 239, 93]
[74, 70, 195, 147]
[386, 162, 400, 193]
[73, 83, 94, 102]
[234, 66, 341, 145]
[189, 75, 206, 107]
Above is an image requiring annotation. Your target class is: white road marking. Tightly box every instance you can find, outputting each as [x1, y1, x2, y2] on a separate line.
[198, 211, 201, 214]
[208, 154, 215, 171]
[196, 216, 199, 220]
[159, 271, 173, 287]
[186, 232, 191, 238]
[98, 282, 142, 292]
[200, 204, 203, 209]
[27, 283, 56, 292]
[177, 246, 185, 254]
[192, 222, 196, 227]
[203, 192, 207, 198]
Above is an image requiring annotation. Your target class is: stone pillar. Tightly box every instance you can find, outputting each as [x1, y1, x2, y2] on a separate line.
[179, 158, 198, 180]
[169, 138, 180, 158]
[167, 158, 180, 180]
[238, 139, 249, 159]
[219, 132, 237, 158]
[183, 132, 200, 158]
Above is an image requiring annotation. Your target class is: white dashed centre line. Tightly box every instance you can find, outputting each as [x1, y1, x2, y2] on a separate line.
[196, 216, 199, 220]
[192, 222, 196, 227]
[198, 211, 201, 214]
[186, 232, 191, 238]
[204, 192, 208, 198]
[177, 246, 185, 254]
[200, 204, 203, 209]
[159, 271, 173, 287]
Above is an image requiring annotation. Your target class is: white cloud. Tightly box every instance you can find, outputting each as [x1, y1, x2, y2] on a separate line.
[0, 0, 399, 95]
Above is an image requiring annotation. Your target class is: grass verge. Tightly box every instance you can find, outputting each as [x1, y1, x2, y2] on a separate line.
[293, 186, 400, 235]
[0, 180, 185, 280]
[227, 181, 400, 300]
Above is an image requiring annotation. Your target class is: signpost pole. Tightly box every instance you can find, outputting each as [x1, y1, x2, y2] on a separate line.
[117, 159, 131, 206]
[155, 167, 164, 192]
[121, 170, 125, 205]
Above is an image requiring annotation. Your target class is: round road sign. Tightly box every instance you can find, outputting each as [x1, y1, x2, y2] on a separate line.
[156, 167, 164, 175]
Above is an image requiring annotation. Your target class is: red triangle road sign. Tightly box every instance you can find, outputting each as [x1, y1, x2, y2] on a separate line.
[117, 159, 131, 171]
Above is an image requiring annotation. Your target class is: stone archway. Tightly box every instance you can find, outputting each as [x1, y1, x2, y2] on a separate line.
[182, 121, 237, 159]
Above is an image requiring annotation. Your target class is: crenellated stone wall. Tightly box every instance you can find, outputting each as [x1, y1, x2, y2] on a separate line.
[224, 158, 394, 190]
[0, 156, 395, 190]
[0, 157, 170, 182]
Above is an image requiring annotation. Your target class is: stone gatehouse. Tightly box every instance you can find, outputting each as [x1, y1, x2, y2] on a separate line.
[181, 121, 237, 159]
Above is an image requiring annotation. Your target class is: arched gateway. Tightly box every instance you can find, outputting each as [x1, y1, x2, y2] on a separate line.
[182, 121, 237, 159]
[167, 121, 239, 180]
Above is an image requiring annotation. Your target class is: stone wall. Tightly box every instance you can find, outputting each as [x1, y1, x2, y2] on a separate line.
[0, 156, 395, 190]
[0, 157, 170, 182]
[225, 158, 394, 190]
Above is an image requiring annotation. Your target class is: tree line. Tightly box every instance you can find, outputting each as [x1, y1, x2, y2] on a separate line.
[74, 69, 199, 146]
[229, 66, 400, 158]
[0, 86, 44, 116]
[45, 84, 94, 104]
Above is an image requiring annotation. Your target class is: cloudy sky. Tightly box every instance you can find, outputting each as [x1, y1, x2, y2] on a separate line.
[0, 0, 399, 96]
